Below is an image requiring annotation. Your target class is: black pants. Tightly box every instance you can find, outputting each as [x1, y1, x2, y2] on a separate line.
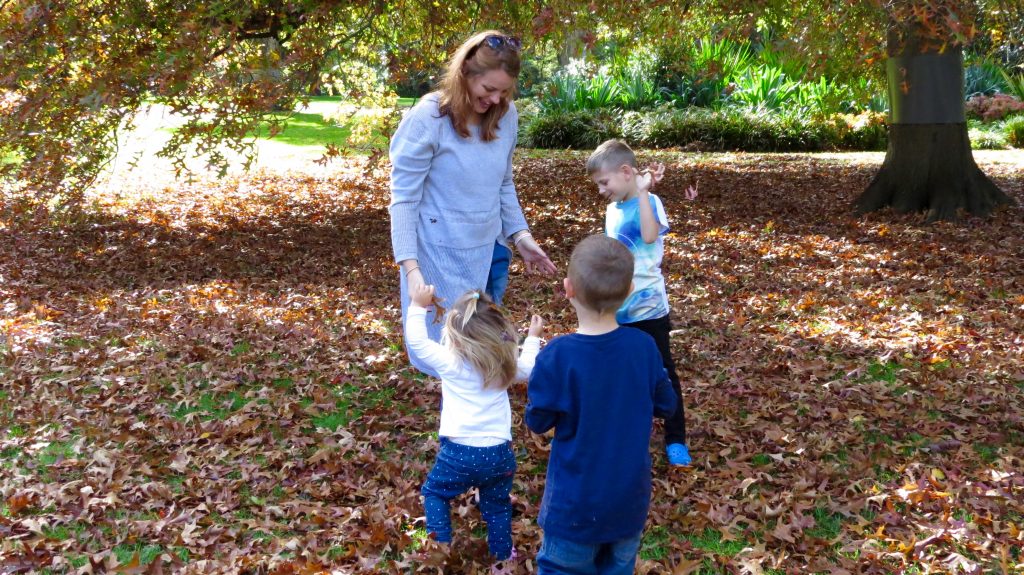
[623, 313, 687, 445]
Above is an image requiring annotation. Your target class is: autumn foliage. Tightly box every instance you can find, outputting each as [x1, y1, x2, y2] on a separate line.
[1, 152, 1023, 573]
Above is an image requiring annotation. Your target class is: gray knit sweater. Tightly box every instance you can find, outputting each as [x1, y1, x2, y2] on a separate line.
[389, 93, 530, 376]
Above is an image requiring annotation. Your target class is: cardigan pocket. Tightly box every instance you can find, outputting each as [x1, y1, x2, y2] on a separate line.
[419, 208, 500, 249]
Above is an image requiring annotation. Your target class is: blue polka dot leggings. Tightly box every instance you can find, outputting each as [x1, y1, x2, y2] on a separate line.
[421, 438, 516, 560]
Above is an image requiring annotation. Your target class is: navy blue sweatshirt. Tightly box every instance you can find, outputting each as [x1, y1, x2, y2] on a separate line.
[525, 327, 677, 543]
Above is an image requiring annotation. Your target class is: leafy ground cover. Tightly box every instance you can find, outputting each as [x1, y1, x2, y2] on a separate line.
[1, 151, 1023, 574]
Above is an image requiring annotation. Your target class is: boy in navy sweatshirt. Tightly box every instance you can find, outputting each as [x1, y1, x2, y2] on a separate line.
[526, 234, 677, 574]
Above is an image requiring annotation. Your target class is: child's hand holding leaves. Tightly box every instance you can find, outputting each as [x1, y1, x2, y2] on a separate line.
[528, 314, 545, 339]
[410, 283, 436, 308]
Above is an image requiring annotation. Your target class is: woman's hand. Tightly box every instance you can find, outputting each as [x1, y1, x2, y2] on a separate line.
[406, 267, 426, 292]
[402, 260, 426, 293]
[515, 235, 557, 275]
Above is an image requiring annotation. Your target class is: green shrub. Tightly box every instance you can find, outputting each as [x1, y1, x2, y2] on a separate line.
[520, 109, 623, 149]
[965, 94, 1024, 121]
[999, 69, 1024, 101]
[521, 107, 888, 152]
[633, 108, 837, 152]
[616, 68, 662, 110]
[1005, 115, 1024, 147]
[727, 65, 800, 111]
[969, 128, 1009, 149]
[833, 112, 889, 151]
[965, 60, 1009, 98]
[652, 37, 753, 108]
[539, 68, 623, 113]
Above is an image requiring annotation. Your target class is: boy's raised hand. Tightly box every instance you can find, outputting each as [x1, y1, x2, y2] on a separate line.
[528, 314, 545, 338]
[635, 162, 666, 193]
[410, 283, 435, 308]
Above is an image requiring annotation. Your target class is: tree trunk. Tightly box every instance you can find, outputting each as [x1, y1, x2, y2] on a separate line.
[854, 35, 1015, 222]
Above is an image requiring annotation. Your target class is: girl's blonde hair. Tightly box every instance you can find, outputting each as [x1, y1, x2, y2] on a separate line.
[437, 30, 521, 142]
[442, 290, 519, 390]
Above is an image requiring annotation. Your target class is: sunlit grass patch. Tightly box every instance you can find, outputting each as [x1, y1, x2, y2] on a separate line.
[253, 112, 351, 149]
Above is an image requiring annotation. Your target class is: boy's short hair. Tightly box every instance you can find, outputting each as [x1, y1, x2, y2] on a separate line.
[586, 139, 637, 174]
[569, 234, 634, 314]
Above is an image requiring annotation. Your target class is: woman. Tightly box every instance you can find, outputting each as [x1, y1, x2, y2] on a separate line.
[389, 30, 556, 377]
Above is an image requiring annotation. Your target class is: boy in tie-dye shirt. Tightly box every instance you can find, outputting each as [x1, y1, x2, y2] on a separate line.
[586, 139, 698, 466]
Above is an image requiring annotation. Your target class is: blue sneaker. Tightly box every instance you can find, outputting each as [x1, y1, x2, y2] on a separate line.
[667, 443, 692, 466]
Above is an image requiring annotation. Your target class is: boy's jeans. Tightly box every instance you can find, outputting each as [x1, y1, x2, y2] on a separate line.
[485, 241, 512, 306]
[536, 531, 643, 574]
[421, 438, 516, 560]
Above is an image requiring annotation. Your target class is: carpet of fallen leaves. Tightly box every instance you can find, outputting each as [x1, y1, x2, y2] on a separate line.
[1, 151, 1023, 575]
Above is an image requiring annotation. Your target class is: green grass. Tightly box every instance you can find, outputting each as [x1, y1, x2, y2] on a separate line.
[867, 360, 900, 384]
[640, 526, 672, 560]
[310, 407, 356, 431]
[42, 521, 90, 543]
[751, 453, 772, 466]
[805, 507, 844, 540]
[65, 554, 90, 569]
[62, 336, 89, 349]
[230, 340, 251, 356]
[38, 440, 77, 466]
[407, 527, 429, 551]
[972, 443, 1000, 464]
[308, 381, 397, 431]
[255, 97, 415, 149]
[685, 527, 747, 556]
[169, 391, 250, 421]
[306, 95, 416, 106]
[112, 542, 164, 565]
[1, 147, 23, 166]
[874, 464, 901, 483]
[254, 112, 351, 148]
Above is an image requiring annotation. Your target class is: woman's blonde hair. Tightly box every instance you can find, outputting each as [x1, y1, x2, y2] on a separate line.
[437, 30, 521, 142]
[442, 290, 520, 390]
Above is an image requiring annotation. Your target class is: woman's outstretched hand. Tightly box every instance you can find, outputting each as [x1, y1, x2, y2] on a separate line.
[516, 235, 557, 275]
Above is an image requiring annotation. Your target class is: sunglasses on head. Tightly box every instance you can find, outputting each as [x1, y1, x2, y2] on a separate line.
[480, 34, 522, 52]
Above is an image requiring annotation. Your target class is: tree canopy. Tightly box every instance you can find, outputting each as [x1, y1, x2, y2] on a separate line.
[2, 0, 1022, 205]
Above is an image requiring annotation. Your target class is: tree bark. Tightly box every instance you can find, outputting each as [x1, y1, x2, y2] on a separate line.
[854, 32, 1016, 222]
[854, 123, 1012, 221]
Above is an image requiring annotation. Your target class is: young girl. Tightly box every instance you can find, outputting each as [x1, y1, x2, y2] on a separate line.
[406, 284, 544, 569]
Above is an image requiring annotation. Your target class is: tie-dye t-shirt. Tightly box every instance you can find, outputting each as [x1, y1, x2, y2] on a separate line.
[605, 194, 670, 324]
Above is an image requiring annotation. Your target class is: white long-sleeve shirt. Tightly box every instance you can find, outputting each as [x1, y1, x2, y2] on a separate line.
[406, 305, 540, 446]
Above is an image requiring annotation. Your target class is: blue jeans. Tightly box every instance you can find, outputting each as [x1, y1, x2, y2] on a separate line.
[537, 532, 643, 575]
[421, 439, 516, 559]
[485, 241, 512, 306]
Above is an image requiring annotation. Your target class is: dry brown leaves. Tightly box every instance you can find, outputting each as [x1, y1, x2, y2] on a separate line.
[1, 151, 1022, 574]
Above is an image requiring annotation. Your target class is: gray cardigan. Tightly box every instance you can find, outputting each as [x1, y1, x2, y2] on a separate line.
[388, 94, 530, 375]
[389, 93, 529, 262]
